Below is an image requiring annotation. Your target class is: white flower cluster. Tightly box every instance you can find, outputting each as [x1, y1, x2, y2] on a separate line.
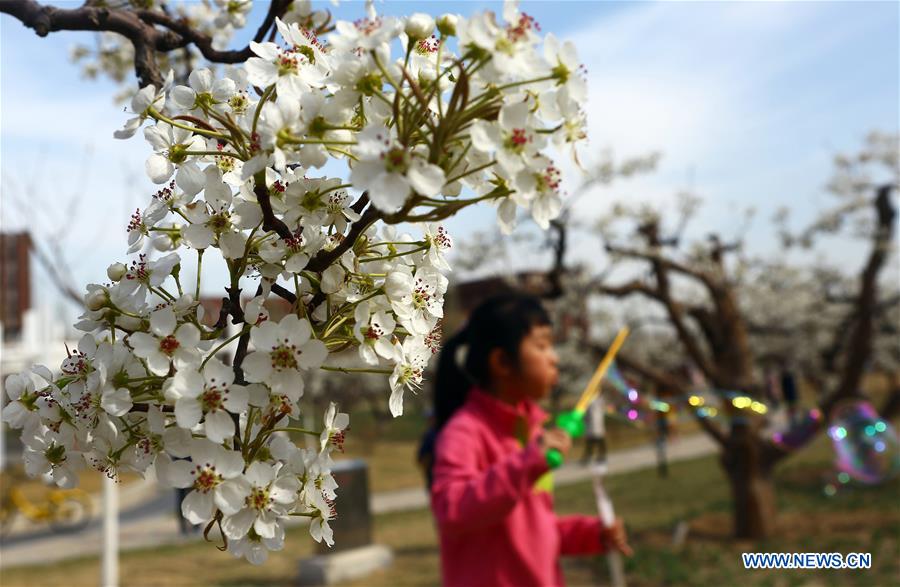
[3, 0, 587, 564]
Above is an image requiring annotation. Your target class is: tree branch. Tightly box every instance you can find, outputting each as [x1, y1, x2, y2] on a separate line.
[820, 185, 896, 416]
[2, 0, 163, 87]
[135, 0, 291, 63]
[605, 242, 717, 290]
[253, 179, 292, 240]
[307, 196, 378, 273]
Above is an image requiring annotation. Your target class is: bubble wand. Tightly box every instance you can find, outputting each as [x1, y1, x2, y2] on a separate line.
[545, 327, 630, 468]
[544, 327, 630, 586]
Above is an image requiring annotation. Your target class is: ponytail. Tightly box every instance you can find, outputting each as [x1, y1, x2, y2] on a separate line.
[434, 325, 474, 430]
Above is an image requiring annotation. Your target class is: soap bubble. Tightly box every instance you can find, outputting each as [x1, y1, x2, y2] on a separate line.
[828, 401, 900, 484]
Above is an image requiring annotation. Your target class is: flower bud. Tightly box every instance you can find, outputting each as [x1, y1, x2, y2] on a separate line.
[117, 315, 143, 330]
[85, 288, 109, 311]
[151, 234, 176, 252]
[437, 14, 458, 37]
[107, 262, 127, 282]
[405, 13, 435, 40]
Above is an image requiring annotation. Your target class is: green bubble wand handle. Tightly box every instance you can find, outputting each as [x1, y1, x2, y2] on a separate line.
[546, 327, 630, 469]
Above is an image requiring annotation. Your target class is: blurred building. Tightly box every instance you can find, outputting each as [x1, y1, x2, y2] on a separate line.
[1, 232, 31, 342]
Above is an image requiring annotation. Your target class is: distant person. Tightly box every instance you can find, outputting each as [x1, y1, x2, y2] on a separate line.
[580, 396, 607, 465]
[780, 367, 799, 427]
[655, 404, 670, 478]
[430, 293, 631, 587]
[764, 367, 782, 408]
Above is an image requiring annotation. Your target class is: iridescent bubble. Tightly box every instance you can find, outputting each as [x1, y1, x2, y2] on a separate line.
[829, 401, 900, 484]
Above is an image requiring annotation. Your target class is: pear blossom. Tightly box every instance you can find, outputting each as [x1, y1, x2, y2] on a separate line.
[385, 266, 448, 335]
[353, 302, 396, 365]
[321, 189, 362, 232]
[388, 336, 430, 417]
[470, 101, 546, 175]
[170, 68, 237, 116]
[220, 462, 301, 540]
[182, 172, 234, 249]
[420, 224, 453, 271]
[242, 315, 327, 399]
[319, 402, 349, 452]
[513, 156, 564, 229]
[331, 6, 401, 52]
[166, 360, 248, 443]
[459, 1, 542, 78]
[543, 33, 587, 105]
[117, 252, 180, 299]
[351, 125, 446, 212]
[276, 18, 332, 70]
[126, 200, 168, 254]
[114, 70, 173, 139]
[22, 431, 79, 488]
[256, 99, 305, 171]
[228, 525, 286, 565]
[245, 41, 326, 101]
[143, 123, 207, 192]
[128, 307, 201, 375]
[214, 0, 252, 29]
[2, 370, 53, 434]
[157, 439, 245, 524]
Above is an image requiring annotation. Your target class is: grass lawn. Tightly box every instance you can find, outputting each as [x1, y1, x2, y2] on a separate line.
[3, 431, 897, 587]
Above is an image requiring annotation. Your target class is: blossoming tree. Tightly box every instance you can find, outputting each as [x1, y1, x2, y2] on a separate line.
[1, 0, 588, 563]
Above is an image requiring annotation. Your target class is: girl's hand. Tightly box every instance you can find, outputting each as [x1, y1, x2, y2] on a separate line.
[539, 428, 572, 459]
[603, 517, 633, 557]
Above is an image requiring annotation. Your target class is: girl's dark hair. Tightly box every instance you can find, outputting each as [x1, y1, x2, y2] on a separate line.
[433, 292, 551, 430]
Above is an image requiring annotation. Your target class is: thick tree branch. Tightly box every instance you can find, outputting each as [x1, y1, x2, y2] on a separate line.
[592, 279, 660, 301]
[605, 242, 717, 290]
[2, 0, 163, 87]
[821, 185, 896, 415]
[544, 216, 567, 299]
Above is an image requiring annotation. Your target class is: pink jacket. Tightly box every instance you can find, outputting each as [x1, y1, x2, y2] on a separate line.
[431, 388, 607, 587]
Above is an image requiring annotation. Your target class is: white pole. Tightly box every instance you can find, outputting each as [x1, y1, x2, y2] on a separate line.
[593, 467, 626, 587]
[102, 475, 119, 587]
[0, 389, 6, 473]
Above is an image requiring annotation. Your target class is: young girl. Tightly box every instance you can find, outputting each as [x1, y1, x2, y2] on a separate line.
[430, 293, 631, 587]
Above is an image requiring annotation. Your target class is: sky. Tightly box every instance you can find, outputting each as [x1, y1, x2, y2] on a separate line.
[1, 0, 898, 320]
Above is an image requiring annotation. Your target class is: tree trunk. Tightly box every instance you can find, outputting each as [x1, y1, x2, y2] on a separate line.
[720, 424, 777, 539]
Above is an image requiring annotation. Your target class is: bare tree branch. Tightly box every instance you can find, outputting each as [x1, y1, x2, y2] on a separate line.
[821, 185, 897, 415]
[604, 242, 716, 290]
[134, 0, 291, 63]
[2, 0, 164, 87]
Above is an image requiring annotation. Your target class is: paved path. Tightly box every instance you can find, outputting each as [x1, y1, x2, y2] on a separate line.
[0, 434, 717, 569]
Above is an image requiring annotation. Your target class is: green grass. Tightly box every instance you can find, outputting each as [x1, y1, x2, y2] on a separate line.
[3, 433, 897, 587]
